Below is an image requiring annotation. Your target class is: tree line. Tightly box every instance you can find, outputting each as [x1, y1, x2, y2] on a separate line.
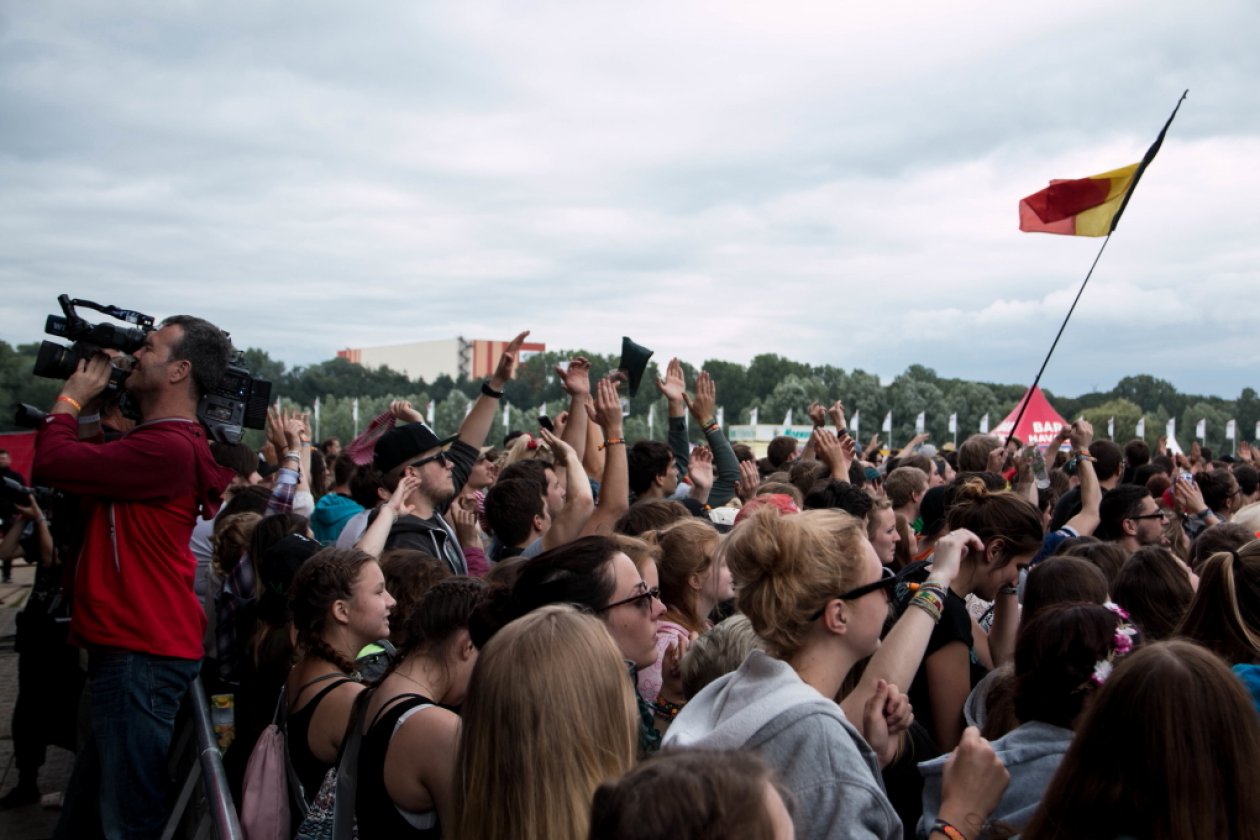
[3, 340, 1256, 456]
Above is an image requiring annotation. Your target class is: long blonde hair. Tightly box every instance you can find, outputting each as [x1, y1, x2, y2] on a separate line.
[454, 605, 637, 840]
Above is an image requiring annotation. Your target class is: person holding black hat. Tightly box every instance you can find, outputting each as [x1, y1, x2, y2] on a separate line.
[368, 331, 529, 575]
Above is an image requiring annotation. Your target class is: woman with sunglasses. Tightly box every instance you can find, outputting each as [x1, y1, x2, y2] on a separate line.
[471, 534, 667, 755]
[664, 508, 1010, 840]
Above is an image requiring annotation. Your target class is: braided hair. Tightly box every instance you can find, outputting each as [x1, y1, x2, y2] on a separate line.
[288, 547, 374, 675]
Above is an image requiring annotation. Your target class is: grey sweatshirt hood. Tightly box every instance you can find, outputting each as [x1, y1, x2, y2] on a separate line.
[665, 650, 838, 750]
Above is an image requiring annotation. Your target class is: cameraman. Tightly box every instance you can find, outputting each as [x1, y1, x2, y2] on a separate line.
[33, 315, 235, 840]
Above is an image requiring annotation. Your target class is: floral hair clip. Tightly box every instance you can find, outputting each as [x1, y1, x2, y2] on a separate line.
[1090, 602, 1139, 686]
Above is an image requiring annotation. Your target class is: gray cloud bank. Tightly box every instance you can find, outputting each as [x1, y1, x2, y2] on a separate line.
[2, 1, 1258, 398]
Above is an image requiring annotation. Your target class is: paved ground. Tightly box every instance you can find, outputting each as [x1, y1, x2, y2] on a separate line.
[0, 561, 73, 840]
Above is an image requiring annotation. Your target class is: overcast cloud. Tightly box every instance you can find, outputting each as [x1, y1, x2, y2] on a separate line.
[2, 1, 1258, 399]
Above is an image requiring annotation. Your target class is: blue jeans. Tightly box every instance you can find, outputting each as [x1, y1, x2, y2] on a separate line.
[60, 650, 199, 840]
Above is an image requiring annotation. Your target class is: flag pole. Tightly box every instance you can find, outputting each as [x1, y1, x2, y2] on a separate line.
[1004, 90, 1187, 450]
[1003, 234, 1112, 448]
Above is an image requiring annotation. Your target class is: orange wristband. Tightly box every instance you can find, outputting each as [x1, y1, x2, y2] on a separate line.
[56, 395, 83, 412]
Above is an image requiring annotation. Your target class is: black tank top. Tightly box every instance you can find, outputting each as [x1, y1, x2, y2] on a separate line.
[287, 675, 355, 802]
[356, 693, 444, 840]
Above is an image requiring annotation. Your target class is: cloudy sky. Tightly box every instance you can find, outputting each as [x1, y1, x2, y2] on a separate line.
[3, 1, 1258, 399]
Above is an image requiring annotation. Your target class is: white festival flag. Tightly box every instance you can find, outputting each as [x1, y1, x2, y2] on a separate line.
[503, 401, 510, 432]
[749, 407, 759, 426]
[352, 397, 360, 435]
[716, 406, 725, 430]
[948, 413, 957, 434]
[1166, 417, 1176, 441]
[914, 412, 925, 434]
[313, 396, 321, 441]
[1226, 419, 1237, 441]
[979, 413, 990, 434]
[784, 408, 794, 426]
[882, 412, 893, 434]
[1107, 417, 1115, 439]
[1136, 417, 1145, 438]
[1195, 418, 1206, 440]
[850, 410, 860, 436]
[426, 399, 436, 426]
[648, 403, 656, 437]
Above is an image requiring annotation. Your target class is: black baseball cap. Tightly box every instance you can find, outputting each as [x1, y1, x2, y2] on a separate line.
[372, 422, 458, 474]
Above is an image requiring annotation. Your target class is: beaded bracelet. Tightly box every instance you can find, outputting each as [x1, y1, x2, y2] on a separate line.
[653, 698, 685, 720]
[909, 589, 945, 623]
[599, 437, 626, 451]
[930, 819, 969, 840]
[703, 421, 719, 434]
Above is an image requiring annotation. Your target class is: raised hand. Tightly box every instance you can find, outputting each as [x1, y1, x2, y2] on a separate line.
[688, 446, 715, 497]
[390, 399, 424, 423]
[58, 353, 114, 412]
[585, 377, 624, 437]
[491, 330, 531, 388]
[938, 727, 1009, 838]
[555, 357, 592, 398]
[538, 427, 577, 470]
[1070, 419, 1094, 451]
[449, 495, 483, 550]
[807, 402, 827, 428]
[929, 528, 983, 587]
[685, 370, 717, 424]
[813, 428, 852, 480]
[655, 357, 686, 404]
[736, 459, 760, 502]
[827, 400, 847, 429]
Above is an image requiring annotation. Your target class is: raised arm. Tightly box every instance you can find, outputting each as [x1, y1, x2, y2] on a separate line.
[354, 475, 419, 559]
[460, 331, 529, 449]
[581, 377, 629, 536]
[556, 357, 592, 468]
[539, 428, 594, 549]
[841, 529, 978, 724]
[1064, 420, 1100, 536]
[684, 371, 740, 505]
[657, 358, 690, 477]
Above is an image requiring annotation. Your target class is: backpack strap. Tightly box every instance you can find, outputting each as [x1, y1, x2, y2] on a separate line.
[331, 687, 374, 840]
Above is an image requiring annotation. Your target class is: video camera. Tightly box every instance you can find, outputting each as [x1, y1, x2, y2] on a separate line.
[2, 476, 59, 511]
[32, 295, 271, 444]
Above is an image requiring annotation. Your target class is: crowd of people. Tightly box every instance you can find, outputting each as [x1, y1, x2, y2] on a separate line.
[5, 322, 1260, 840]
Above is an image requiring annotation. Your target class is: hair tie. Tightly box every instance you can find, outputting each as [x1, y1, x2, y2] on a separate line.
[1231, 548, 1243, 568]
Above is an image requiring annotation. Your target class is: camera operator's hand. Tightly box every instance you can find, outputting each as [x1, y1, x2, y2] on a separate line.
[54, 354, 113, 415]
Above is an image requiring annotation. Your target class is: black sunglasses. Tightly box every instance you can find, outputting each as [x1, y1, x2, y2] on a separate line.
[597, 583, 660, 613]
[1128, 511, 1170, 521]
[809, 566, 898, 620]
[410, 451, 450, 470]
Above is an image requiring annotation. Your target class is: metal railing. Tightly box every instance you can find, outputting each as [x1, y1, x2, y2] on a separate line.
[161, 676, 243, 840]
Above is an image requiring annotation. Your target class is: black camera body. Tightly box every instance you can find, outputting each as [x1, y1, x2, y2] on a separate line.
[34, 295, 152, 392]
[32, 295, 271, 444]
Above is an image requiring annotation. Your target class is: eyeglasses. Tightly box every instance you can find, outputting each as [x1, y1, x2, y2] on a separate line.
[809, 566, 898, 620]
[1128, 511, 1170, 521]
[410, 451, 450, 470]
[597, 583, 661, 613]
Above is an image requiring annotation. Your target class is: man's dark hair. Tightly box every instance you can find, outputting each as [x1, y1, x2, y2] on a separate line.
[614, 499, 690, 536]
[766, 436, 798, 469]
[484, 478, 545, 548]
[498, 459, 550, 498]
[1189, 522, 1254, 572]
[1133, 462, 1169, 487]
[349, 466, 386, 509]
[1089, 440, 1124, 482]
[160, 315, 232, 399]
[1123, 439, 1151, 468]
[211, 441, 257, 479]
[1233, 463, 1259, 497]
[1195, 468, 1236, 515]
[788, 460, 827, 499]
[732, 443, 755, 463]
[1096, 484, 1152, 541]
[804, 479, 873, 518]
[331, 453, 357, 488]
[627, 441, 673, 495]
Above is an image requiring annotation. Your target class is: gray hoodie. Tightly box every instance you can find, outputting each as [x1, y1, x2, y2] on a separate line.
[916, 720, 1072, 839]
[664, 650, 901, 840]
